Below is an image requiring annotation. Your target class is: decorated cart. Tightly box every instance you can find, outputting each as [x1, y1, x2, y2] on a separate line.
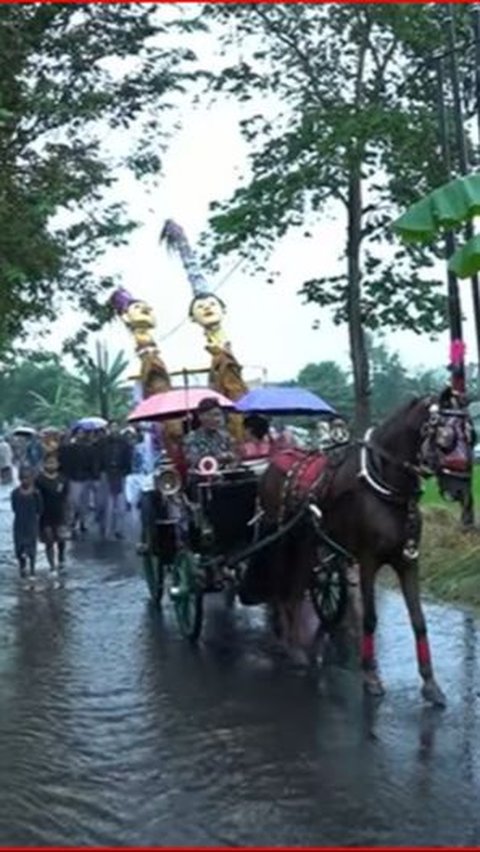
[127, 382, 351, 642]
[112, 219, 352, 642]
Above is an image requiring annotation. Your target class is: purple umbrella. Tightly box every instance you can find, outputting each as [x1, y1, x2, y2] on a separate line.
[234, 386, 337, 417]
[73, 416, 108, 432]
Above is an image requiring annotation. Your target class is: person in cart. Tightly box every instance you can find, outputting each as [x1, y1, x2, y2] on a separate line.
[183, 398, 236, 473]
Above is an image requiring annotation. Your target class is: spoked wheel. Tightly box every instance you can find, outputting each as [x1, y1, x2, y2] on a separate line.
[143, 552, 164, 608]
[169, 549, 204, 642]
[309, 551, 348, 630]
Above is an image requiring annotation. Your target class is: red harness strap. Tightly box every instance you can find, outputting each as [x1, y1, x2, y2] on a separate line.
[271, 449, 329, 497]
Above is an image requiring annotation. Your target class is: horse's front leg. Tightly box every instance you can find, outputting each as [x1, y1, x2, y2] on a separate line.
[396, 559, 446, 707]
[360, 561, 385, 697]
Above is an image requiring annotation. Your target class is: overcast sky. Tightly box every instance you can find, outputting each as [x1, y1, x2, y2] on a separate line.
[32, 12, 478, 384]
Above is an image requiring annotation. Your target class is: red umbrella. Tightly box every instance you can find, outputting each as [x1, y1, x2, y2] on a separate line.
[127, 387, 234, 423]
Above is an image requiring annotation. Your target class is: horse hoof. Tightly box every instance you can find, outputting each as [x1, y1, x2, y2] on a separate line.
[422, 679, 447, 708]
[363, 672, 386, 698]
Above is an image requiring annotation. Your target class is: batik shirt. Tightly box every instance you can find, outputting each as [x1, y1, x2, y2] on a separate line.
[183, 427, 233, 469]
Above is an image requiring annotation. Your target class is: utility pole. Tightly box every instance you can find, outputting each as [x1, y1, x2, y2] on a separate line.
[472, 5, 480, 393]
[441, 10, 474, 527]
[435, 56, 464, 352]
[447, 9, 480, 392]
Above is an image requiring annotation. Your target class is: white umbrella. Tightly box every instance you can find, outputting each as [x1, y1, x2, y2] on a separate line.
[11, 426, 37, 437]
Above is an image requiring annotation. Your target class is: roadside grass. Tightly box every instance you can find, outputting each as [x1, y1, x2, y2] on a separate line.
[421, 464, 480, 509]
[419, 508, 480, 608]
[417, 467, 480, 609]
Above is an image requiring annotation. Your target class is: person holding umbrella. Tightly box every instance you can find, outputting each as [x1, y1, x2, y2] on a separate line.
[183, 398, 236, 471]
[240, 414, 272, 460]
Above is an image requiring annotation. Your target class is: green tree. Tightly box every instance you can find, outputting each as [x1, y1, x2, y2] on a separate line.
[409, 365, 447, 399]
[0, 4, 196, 355]
[368, 336, 450, 420]
[28, 381, 84, 428]
[296, 360, 354, 420]
[0, 347, 132, 427]
[201, 5, 470, 432]
[368, 338, 411, 420]
[76, 344, 130, 421]
[0, 352, 78, 424]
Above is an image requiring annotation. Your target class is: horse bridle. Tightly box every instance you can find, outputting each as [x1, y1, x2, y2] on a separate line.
[358, 400, 472, 503]
[419, 403, 474, 477]
[358, 428, 422, 502]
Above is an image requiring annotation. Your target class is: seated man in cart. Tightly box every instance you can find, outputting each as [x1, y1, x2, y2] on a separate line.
[240, 414, 272, 460]
[183, 397, 236, 473]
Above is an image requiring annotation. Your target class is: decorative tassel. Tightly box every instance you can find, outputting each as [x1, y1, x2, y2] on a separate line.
[448, 339, 466, 394]
[449, 338, 466, 367]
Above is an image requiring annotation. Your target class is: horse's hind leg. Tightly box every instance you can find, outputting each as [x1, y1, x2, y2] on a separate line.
[395, 559, 446, 707]
[360, 561, 385, 697]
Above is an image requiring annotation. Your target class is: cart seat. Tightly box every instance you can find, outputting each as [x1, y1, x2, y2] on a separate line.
[200, 474, 258, 554]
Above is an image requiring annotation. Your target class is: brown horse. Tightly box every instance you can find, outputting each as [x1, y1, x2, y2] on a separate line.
[253, 390, 473, 707]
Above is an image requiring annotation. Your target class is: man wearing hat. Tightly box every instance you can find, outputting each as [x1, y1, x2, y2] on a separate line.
[183, 398, 236, 471]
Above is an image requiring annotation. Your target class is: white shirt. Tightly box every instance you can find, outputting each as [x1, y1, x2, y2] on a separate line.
[0, 440, 12, 469]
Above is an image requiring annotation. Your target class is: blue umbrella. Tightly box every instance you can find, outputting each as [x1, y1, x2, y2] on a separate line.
[234, 386, 337, 417]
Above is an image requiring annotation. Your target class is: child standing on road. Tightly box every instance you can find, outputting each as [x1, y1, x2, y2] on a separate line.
[11, 465, 43, 588]
[36, 454, 69, 573]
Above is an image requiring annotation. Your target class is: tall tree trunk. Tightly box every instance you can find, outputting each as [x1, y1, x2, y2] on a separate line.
[347, 170, 370, 435]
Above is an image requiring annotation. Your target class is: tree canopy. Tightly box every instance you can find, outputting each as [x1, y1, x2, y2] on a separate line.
[294, 339, 447, 425]
[0, 349, 130, 428]
[0, 4, 195, 356]
[297, 360, 354, 420]
[200, 4, 472, 429]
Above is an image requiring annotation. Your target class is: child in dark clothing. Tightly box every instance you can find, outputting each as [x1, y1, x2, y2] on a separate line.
[11, 465, 43, 587]
[36, 454, 69, 572]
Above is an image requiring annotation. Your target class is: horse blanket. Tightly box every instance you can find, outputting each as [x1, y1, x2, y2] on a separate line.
[270, 448, 329, 497]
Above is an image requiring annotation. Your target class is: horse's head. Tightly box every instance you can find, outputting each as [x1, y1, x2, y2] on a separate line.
[418, 388, 474, 502]
[375, 391, 473, 500]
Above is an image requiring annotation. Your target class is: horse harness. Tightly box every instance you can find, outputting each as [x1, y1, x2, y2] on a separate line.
[357, 429, 424, 561]
[357, 399, 474, 560]
[277, 450, 334, 525]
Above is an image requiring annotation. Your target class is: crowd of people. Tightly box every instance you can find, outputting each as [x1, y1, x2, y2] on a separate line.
[1, 422, 137, 588]
[0, 402, 299, 590]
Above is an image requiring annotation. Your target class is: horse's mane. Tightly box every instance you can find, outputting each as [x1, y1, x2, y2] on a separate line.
[373, 395, 428, 444]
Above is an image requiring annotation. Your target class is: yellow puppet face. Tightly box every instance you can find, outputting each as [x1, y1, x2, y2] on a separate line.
[191, 295, 224, 329]
[124, 301, 156, 331]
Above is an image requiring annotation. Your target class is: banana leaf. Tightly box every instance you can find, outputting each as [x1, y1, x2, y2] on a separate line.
[448, 234, 480, 279]
[392, 174, 480, 243]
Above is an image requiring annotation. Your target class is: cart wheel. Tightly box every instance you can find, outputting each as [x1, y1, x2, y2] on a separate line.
[169, 550, 204, 642]
[143, 552, 164, 608]
[309, 552, 348, 630]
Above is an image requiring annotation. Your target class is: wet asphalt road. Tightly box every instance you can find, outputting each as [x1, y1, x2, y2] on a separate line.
[0, 484, 479, 847]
